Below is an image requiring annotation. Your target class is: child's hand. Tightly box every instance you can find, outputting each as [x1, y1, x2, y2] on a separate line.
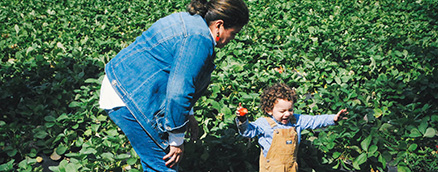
[236, 103, 248, 122]
[334, 109, 348, 122]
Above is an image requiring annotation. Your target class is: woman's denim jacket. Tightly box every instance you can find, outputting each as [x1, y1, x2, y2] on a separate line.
[105, 12, 215, 149]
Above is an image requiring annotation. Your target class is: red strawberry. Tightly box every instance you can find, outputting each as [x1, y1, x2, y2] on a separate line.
[238, 108, 248, 116]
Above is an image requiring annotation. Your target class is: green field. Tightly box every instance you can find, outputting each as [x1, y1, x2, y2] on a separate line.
[1, 0, 437, 171]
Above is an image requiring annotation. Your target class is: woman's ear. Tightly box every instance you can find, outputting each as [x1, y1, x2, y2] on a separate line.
[209, 20, 224, 34]
[214, 19, 224, 29]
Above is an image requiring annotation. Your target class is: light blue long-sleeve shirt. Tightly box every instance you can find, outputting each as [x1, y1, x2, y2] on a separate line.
[236, 114, 336, 157]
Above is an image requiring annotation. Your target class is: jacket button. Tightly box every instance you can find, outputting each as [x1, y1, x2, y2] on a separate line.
[111, 80, 117, 85]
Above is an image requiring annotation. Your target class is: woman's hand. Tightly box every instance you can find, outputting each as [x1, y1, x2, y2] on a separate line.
[187, 115, 199, 142]
[163, 144, 184, 168]
[334, 109, 349, 122]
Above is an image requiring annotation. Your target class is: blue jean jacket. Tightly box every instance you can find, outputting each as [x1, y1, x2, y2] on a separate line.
[105, 12, 215, 149]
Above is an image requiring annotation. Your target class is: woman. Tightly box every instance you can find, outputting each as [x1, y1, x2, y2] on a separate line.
[99, 0, 249, 171]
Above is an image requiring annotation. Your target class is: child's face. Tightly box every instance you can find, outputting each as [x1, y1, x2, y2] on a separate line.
[268, 99, 294, 124]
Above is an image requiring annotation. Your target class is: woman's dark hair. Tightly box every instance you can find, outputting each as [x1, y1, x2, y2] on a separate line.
[260, 83, 297, 114]
[187, 0, 249, 28]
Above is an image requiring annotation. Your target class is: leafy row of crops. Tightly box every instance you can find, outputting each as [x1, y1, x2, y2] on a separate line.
[1, 0, 437, 171]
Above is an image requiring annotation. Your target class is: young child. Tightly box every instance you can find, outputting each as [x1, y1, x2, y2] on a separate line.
[235, 83, 348, 172]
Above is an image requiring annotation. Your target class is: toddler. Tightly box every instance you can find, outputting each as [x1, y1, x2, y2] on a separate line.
[236, 83, 348, 172]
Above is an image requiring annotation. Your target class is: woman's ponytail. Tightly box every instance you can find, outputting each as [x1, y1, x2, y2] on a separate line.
[187, 0, 209, 18]
[187, 0, 248, 29]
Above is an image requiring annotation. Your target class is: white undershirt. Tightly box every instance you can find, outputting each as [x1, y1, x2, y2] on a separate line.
[99, 75, 126, 109]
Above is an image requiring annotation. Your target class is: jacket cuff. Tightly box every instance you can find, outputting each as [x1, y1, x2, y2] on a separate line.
[168, 132, 185, 146]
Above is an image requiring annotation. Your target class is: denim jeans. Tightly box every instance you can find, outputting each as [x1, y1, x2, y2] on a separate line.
[107, 107, 178, 172]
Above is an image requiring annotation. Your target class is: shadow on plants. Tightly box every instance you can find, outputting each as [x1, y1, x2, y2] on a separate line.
[180, 122, 260, 172]
[0, 52, 103, 168]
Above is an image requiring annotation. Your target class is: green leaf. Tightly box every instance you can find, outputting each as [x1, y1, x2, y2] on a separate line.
[115, 154, 131, 160]
[332, 151, 341, 159]
[65, 162, 81, 172]
[418, 118, 428, 134]
[105, 129, 118, 137]
[80, 147, 97, 155]
[48, 166, 60, 172]
[0, 160, 14, 171]
[368, 145, 378, 155]
[127, 158, 137, 165]
[378, 153, 387, 169]
[210, 100, 221, 111]
[91, 124, 100, 132]
[373, 108, 383, 118]
[69, 101, 81, 108]
[431, 115, 438, 122]
[397, 163, 412, 172]
[65, 153, 80, 158]
[221, 106, 232, 116]
[97, 114, 107, 121]
[80, 35, 89, 45]
[56, 114, 69, 121]
[34, 130, 48, 139]
[409, 128, 422, 137]
[18, 158, 30, 169]
[349, 145, 361, 153]
[84, 129, 92, 136]
[101, 152, 114, 162]
[84, 78, 100, 84]
[308, 26, 315, 34]
[379, 123, 393, 134]
[75, 137, 84, 147]
[335, 77, 342, 85]
[408, 144, 418, 151]
[333, 160, 340, 169]
[353, 153, 367, 170]
[130, 148, 139, 159]
[394, 50, 403, 57]
[56, 144, 68, 155]
[44, 116, 56, 122]
[361, 135, 372, 152]
[26, 47, 34, 55]
[423, 127, 436, 138]
[45, 122, 55, 128]
[6, 148, 17, 157]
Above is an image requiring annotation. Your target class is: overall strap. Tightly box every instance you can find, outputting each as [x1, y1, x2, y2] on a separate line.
[264, 117, 277, 128]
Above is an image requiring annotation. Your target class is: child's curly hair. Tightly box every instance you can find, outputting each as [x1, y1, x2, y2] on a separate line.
[260, 83, 297, 114]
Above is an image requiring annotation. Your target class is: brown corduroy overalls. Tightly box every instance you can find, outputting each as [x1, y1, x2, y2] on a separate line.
[259, 117, 299, 172]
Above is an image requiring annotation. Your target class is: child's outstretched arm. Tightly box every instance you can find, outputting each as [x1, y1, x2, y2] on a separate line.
[334, 109, 349, 122]
[234, 103, 262, 138]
